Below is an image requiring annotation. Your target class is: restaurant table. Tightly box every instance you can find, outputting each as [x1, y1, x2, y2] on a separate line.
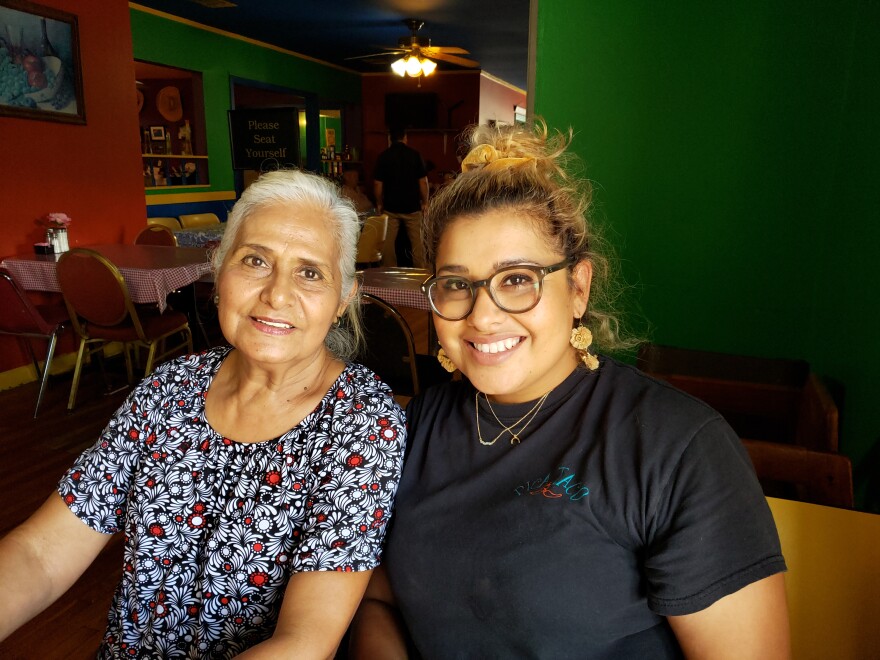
[359, 267, 436, 352]
[173, 224, 226, 248]
[358, 267, 431, 311]
[1, 244, 212, 312]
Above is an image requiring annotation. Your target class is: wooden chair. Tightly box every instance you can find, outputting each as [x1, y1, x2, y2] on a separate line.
[57, 249, 193, 411]
[179, 212, 221, 229]
[637, 343, 839, 451]
[135, 225, 178, 246]
[743, 439, 854, 509]
[0, 268, 70, 417]
[356, 215, 387, 268]
[147, 216, 181, 230]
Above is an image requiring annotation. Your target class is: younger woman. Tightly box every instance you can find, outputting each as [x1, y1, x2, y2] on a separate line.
[351, 121, 789, 658]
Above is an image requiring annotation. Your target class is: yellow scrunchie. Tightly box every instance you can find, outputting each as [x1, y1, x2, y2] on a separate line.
[461, 143, 536, 173]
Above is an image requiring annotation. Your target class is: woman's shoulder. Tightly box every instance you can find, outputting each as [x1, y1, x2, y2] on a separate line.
[340, 362, 402, 406]
[131, 346, 232, 398]
[405, 379, 469, 421]
[595, 356, 726, 428]
[155, 345, 231, 375]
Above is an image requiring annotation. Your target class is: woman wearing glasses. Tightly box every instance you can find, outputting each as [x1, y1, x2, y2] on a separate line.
[350, 121, 789, 658]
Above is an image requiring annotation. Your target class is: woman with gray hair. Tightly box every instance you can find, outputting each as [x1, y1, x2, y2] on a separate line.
[0, 170, 406, 658]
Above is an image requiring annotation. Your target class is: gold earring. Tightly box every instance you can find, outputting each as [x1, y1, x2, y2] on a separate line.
[437, 348, 457, 373]
[570, 323, 599, 371]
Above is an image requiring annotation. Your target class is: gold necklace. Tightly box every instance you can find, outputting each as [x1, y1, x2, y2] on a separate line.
[475, 390, 550, 446]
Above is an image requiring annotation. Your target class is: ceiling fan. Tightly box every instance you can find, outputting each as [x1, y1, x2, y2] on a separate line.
[348, 18, 479, 77]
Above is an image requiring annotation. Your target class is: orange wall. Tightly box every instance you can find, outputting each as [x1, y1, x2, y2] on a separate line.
[0, 0, 144, 258]
[0, 0, 144, 371]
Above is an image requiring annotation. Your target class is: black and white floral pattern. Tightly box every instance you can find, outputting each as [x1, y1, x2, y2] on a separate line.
[59, 347, 405, 659]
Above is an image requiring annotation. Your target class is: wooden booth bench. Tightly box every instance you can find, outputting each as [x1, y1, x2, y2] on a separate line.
[637, 344, 851, 508]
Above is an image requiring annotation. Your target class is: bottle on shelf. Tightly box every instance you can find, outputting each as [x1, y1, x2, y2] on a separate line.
[181, 120, 193, 155]
[165, 130, 172, 155]
[343, 145, 351, 160]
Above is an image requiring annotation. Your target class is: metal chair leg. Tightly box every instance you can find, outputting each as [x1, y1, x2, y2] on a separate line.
[67, 337, 88, 411]
[33, 332, 58, 418]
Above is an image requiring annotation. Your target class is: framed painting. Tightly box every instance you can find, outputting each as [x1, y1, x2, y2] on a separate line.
[0, 0, 86, 124]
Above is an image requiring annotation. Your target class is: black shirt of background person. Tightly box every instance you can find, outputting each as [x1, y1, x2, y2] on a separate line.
[373, 141, 428, 214]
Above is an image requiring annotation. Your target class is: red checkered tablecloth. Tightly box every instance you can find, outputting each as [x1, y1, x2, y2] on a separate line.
[2, 246, 213, 313]
[359, 267, 431, 311]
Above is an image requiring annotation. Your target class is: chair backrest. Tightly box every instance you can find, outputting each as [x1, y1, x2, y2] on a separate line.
[356, 293, 420, 396]
[57, 249, 131, 329]
[743, 439, 854, 509]
[135, 225, 178, 246]
[179, 212, 221, 229]
[356, 215, 388, 265]
[0, 268, 55, 335]
[147, 216, 181, 230]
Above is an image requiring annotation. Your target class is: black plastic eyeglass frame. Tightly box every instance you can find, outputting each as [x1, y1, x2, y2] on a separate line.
[421, 258, 574, 321]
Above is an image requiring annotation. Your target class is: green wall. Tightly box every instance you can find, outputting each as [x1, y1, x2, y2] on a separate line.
[535, 0, 880, 496]
[130, 8, 361, 195]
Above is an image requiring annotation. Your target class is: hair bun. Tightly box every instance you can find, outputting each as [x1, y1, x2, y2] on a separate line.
[461, 143, 536, 174]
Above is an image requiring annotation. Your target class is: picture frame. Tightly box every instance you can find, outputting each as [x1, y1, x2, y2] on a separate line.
[150, 125, 166, 141]
[0, 0, 86, 124]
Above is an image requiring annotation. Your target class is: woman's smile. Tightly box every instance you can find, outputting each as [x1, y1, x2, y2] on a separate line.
[250, 315, 296, 333]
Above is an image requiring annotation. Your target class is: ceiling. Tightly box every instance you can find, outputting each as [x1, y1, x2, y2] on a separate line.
[132, 0, 531, 91]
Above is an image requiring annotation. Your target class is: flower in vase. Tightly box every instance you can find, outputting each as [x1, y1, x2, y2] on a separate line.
[41, 212, 73, 228]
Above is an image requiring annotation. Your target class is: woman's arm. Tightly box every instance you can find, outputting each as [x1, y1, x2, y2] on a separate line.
[348, 565, 409, 659]
[667, 573, 790, 660]
[236, 569, 374, 659]
[0, 493, 112, 642]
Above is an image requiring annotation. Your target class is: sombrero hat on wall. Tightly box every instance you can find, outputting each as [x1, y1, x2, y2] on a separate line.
[157, 86, 183, 122]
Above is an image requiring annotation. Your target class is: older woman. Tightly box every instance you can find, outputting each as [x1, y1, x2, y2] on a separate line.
[0, 170, 406, 658]
[350, 122, 789, 659]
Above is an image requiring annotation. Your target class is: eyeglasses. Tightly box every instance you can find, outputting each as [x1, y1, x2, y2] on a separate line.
[421, 258, 573, 321]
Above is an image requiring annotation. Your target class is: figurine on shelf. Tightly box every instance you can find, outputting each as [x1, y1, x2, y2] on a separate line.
[178, 120, 193, 155]
[150, 160, 166, 186]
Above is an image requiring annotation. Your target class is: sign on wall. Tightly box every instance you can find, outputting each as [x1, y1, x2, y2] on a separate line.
[228, 107, 300, 170]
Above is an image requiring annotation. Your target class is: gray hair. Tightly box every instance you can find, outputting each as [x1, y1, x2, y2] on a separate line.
[211, 169, 363, 360]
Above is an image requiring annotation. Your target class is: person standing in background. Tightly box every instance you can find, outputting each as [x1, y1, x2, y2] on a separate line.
[373, 126, 429, 268]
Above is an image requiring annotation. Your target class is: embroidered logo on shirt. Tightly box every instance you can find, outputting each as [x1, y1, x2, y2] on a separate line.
[514, 466, 590, 501]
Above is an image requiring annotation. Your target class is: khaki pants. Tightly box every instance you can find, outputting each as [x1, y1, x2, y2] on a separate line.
[381, 210, 426, 268]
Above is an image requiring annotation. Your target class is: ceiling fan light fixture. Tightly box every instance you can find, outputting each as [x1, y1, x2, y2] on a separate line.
[420, 57, 437, 76]
[391, 58, 408, 76]
[405, 55, 424, 77]
[391, 54, 436, 78]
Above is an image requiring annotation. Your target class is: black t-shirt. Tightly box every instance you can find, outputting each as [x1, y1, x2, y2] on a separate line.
[373, 141, 427, 214]
[385, 357, 786, 659]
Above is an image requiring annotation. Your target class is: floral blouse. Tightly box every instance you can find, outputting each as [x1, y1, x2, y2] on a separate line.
[58, 347, 406, 659]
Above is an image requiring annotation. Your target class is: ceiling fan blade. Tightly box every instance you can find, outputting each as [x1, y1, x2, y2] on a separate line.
[427, 51, 480, 68]
[344, 50, 404, 61]
[422, 46, 470, 56]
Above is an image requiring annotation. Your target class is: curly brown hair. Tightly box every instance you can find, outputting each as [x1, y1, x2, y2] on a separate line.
[423, 119, 636, 352]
